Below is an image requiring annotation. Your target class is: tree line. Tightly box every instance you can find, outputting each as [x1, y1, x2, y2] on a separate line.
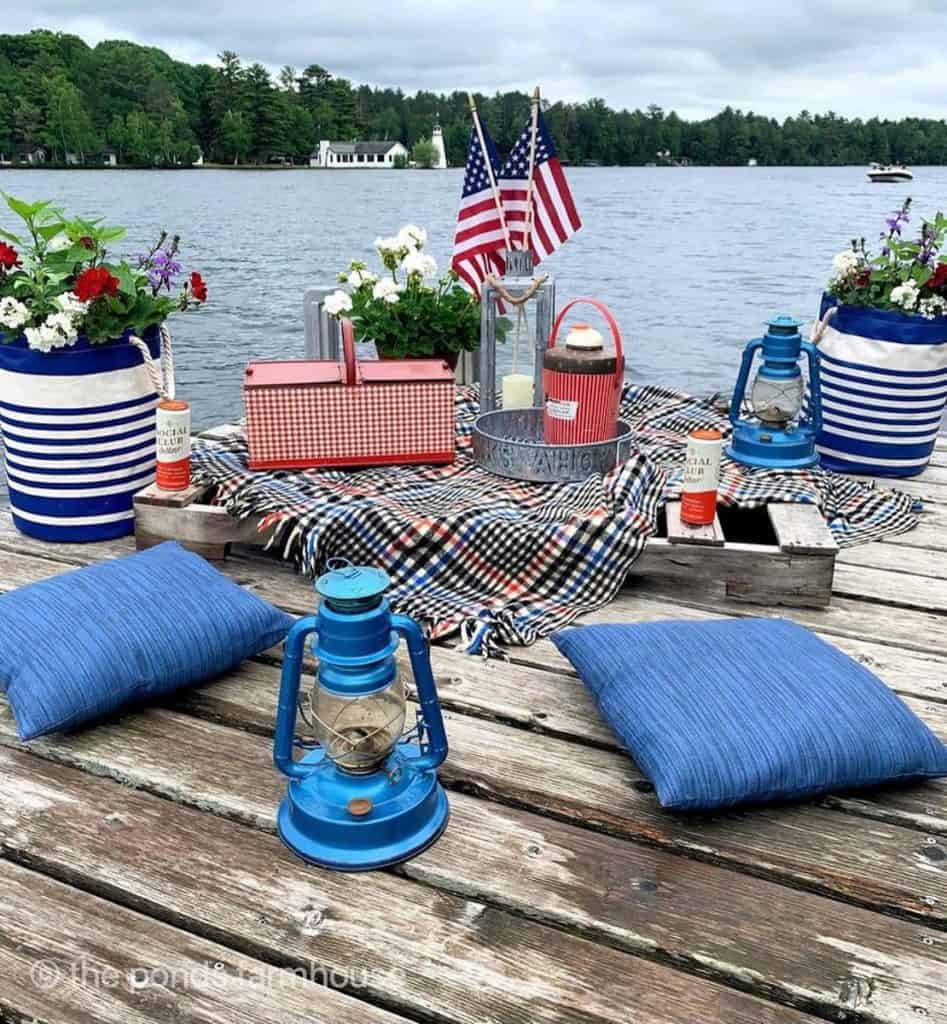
[2, 29, 947, 168]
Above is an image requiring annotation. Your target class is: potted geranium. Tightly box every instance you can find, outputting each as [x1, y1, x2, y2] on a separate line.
[817, 197, 947, 477]
[323, 224, 484, 367]
[0, 194, 206, 541]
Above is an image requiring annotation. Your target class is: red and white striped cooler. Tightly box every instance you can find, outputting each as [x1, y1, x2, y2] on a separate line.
[244, 320, 455, 470]
[543, 298, 625, 445]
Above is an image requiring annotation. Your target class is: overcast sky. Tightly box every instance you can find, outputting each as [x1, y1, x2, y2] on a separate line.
[9, 1, 947, 121]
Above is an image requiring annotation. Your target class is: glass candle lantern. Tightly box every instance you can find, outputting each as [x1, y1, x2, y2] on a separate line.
[478, 249, 556, 413]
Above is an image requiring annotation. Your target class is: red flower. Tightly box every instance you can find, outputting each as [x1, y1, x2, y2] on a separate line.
[0, 242, 20, 270]
[74, 266, 119, 303]
[189, 271, 207, 303]
[856, 270, 871, 288]
[926, 262, 947, 291]
[79, 236, 95, 250]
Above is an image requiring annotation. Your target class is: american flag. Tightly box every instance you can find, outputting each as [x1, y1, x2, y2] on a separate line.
[451, 124, 508, 298]
[499, 108, 581, 263]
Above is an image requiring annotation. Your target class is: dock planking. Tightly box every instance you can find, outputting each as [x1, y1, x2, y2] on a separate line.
[0, 453, 945, 1024]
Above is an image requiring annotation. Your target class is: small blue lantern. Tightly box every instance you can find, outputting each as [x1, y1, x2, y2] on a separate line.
[274, 560, 449, 871]
[727, 315, 823, 469]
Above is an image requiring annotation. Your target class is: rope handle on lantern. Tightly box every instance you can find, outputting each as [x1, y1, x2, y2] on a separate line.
[810, 306, 838, 347]
[484, 272, 549, 307]
[128, 323, 176, 400]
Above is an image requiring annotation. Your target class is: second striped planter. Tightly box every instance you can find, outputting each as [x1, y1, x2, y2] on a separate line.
[0, 327, 162, 542]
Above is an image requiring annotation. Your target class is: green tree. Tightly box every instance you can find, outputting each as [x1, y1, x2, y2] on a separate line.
[44, 73, 97, 162]
[411, 136, 438, 168]
[219, 109, 251, 164]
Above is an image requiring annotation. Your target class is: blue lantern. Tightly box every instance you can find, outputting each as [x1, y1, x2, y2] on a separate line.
[727, 315, 823, 469]
[274, 560, 449, 871]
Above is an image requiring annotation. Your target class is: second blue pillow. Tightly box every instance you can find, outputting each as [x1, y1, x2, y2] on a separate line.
[553, 618, 947, 810]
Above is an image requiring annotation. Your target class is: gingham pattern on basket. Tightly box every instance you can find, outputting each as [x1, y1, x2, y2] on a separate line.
[246, 380, 455, 466]
[192, 384, 921, 653]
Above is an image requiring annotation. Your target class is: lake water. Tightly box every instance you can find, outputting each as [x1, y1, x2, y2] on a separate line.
[1, 164, 945, 435]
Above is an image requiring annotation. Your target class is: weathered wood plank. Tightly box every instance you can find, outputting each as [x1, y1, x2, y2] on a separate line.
[2, 699, 944, 927]
[1, 749, 847, 1024]
[831, 562, 947, 614]
[839, 543, 941, 580]
[767, 502, 839, 555]
[0, 858, 409, 1024]
[665, 501, 724, 546]
[134, 480, 209, 508]
[618, 579, 947, 656]
[631, 540, 834, 607]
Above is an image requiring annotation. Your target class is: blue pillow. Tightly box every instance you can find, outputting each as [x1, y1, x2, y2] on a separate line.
[553, 618, 947, 810]
[0, 541, 295, 740]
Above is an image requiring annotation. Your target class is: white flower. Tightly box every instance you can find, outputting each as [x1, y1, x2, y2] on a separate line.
[382, 292, 400, 304]
[0, 296, 30, 331]
[23, 312, 79, 352]
[397, 224, 427, 251]
[401, 250, 437, 279]
[374, 235, 401, 255]
[55, 292, 89, 319]
[919, 296, 947, 320]
[323, 290, 353, 317]
[372, 277, 400, 301]
[832, 250, 861, 276]
[890, 281, 920, 311]
[349, 268, 377, 288]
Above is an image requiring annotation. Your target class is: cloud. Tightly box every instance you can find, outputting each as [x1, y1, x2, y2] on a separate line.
[7, 0, 947, 120]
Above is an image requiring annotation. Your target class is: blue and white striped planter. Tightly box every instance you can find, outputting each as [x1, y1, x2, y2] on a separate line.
[814, 294, 947, 478]
[0, 328, 161, 542]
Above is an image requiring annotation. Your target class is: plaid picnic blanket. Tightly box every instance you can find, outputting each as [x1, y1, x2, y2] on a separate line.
[191, 384, 920, 652]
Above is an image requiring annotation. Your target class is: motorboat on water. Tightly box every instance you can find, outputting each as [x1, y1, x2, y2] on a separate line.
[867, 162, 913, 183]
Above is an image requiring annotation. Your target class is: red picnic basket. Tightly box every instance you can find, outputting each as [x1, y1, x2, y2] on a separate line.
[244, 319, 456, 471]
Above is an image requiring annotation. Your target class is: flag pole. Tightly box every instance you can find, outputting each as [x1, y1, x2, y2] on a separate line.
[467, 93, 512, 252]
[522, 85, 541, 255]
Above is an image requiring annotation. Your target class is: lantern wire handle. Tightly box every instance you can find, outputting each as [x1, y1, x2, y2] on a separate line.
[326, 556, 359, 578]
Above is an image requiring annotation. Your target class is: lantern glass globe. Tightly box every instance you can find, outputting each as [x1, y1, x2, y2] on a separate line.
[750, 372, 804, 426]
[315, 675, 406, 774]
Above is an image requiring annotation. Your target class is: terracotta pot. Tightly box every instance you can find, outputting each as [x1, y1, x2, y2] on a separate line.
[376, 348, 460, 371]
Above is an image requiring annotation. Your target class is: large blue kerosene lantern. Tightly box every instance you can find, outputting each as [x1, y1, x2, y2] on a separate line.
[727, 315, 823, 469]
[274, 560, 449, 871]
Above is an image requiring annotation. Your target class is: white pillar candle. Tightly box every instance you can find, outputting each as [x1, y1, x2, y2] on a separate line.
[502, 372, 534, 410]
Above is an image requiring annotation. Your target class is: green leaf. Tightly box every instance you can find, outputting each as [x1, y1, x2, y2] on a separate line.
[115, 263, 140, 297]
[36, 222, 67, 242]
[0, 228, 23, 245]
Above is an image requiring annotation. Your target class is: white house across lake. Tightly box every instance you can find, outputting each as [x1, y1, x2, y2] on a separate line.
[310, 140, 409, 168]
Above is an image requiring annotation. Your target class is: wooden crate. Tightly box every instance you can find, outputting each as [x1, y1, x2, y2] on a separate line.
[136, 483, 837, 608]
[134, 482, 274, 560]
[630, 501, 837, 608]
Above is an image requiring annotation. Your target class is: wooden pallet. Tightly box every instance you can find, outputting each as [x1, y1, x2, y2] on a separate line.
[631, 501, 837, 607]
[135, 482, 837, 607]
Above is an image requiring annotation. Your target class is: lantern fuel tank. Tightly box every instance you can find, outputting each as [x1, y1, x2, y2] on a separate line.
[543, 298, 624, 445]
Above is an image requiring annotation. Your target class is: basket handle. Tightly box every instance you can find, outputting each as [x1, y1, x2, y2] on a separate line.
[341, 318, 358, 387]
[549, 298, 624, 388]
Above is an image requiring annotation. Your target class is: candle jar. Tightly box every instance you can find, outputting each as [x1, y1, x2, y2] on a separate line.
[478, 250, 556, 413]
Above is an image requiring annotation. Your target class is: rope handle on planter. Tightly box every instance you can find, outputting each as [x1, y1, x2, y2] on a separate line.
[811, 306, 838, 347]
[128, 323, 175, 400]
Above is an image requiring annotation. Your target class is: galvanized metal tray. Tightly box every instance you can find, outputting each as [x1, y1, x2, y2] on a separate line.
[471, 408, 634, 483]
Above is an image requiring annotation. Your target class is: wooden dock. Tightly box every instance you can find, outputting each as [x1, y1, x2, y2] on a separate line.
[1, 440, 946, 1024]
